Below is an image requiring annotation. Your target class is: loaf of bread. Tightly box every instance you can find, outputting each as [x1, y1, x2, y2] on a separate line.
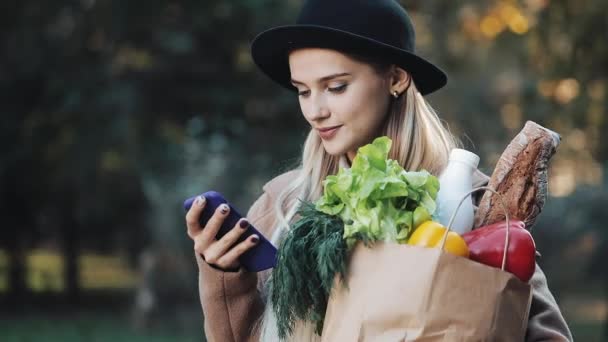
[474, 121, 561, 229]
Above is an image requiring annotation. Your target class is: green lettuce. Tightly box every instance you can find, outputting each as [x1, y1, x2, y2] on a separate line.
[315, 136, 439, 247]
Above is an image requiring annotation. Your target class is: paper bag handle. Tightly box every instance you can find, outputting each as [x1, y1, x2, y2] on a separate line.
[439, 186, 511, 271]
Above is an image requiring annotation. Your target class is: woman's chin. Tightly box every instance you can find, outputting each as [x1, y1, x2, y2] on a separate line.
[321, 141, 349, 157]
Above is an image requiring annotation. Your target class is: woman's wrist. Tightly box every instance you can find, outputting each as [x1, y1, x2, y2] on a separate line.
[200, 253, 241, 273]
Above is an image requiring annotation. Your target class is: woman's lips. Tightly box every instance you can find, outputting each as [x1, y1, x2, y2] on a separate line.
[318, 125, 342, 140]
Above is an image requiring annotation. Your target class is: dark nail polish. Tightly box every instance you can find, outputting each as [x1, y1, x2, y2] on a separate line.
[251, 236, 259, 244]
[220, 204, 229, 214]
[239, 220, 249, 229]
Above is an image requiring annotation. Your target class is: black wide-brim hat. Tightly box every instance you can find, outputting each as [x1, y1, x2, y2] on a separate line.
[251, 0, 447, 96]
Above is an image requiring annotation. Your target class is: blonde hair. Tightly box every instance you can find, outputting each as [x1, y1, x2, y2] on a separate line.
[259, 76, 461, 341]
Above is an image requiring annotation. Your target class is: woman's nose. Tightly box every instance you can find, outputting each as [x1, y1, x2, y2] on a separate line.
[306, 95, 331, 121]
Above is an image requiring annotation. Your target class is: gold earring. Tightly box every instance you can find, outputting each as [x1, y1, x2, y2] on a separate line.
[392, 90, 399, 98]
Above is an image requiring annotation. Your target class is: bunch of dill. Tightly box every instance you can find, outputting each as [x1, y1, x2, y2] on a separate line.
[269, 200, 348, 339]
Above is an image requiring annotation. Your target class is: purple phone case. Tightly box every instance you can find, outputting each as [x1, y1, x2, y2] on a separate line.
[183, 191, 277, 272]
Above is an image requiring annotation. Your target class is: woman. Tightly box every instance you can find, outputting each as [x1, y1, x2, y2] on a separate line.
[185, 0, 573, 341]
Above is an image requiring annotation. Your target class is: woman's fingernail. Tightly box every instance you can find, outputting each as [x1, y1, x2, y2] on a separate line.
[220, 204, 229, 214]
[197, 196, 205, 206]
[239, 220, 249, 229]
[251, 235, 259, 244]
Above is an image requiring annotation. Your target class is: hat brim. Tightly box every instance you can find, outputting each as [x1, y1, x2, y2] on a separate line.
[250, 25, 447, 95]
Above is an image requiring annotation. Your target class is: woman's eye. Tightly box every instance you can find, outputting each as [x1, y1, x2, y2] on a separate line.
[328, 84, 347, 93]
[298, 90, 310, 97]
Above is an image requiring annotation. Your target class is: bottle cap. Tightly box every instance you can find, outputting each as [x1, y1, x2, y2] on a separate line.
[449, 149, 480, 169]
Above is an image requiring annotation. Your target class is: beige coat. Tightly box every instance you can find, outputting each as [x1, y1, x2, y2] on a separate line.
[196, 168, 573, 342]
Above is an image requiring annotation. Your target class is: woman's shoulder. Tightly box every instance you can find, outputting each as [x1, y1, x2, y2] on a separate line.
[245, 169, 301, 234]
[261, 169, 301, 198]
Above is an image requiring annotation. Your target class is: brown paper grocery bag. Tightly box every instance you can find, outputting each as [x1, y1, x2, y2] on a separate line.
[321, 243, 532, 341]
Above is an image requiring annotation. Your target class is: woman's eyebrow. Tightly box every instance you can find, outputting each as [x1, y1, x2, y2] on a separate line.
[291, 72, 351, 85]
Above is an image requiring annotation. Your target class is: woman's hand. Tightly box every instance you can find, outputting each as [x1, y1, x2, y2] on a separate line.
[186, 196, 259, 271]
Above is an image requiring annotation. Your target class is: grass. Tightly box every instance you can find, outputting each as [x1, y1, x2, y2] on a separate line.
[0, 313, 204, 342]
[0, 310, 604, 342]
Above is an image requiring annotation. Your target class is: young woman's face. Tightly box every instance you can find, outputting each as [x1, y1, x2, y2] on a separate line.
[288, 48, 392, 161]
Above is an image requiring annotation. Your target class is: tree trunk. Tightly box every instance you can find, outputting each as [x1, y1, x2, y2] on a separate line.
[2, 177, 30, 306]
[6, 232, 26, 305]
[63, 196, 80, 305]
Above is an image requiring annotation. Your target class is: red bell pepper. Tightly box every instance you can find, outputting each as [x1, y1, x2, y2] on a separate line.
[462, 220, 536, 282]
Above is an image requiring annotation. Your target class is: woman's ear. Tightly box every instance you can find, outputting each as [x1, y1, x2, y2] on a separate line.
[389, 66, 411, 95]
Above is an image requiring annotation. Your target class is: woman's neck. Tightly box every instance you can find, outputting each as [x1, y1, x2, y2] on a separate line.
[346, 150, 356, 165]
[338, 154, 352, 169]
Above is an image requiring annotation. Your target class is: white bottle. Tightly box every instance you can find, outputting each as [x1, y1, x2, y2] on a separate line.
[434, 149, 480, 235]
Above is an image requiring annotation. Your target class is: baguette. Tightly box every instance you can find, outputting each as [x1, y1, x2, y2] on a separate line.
[474, 121, 561, 229]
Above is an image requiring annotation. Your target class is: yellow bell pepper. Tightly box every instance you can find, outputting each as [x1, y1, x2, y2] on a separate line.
[407, 221, 470, 258]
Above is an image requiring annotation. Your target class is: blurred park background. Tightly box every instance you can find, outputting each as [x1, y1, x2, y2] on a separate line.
[1, 0, 606, 341]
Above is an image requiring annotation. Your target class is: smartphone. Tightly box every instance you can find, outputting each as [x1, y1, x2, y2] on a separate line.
[183, 191, 277, 272]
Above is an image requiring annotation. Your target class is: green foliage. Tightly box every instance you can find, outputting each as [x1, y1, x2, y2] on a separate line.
[316, 137, 438, 247]
[270, 201, 347, 338]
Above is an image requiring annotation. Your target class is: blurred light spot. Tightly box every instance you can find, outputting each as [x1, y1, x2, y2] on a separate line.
[554, 78, 580, 104]
[101, 150, 125, 172]
[499, 3, 529, 34]
[494, 71, 522, 96]
[113, 46, 155, 73]
[566, 129, 586, 151]
[507, 13, 529, 34]
[549, 163, 576, 197]
[0, 250, 8, 292]
[525, 0, 550, 12]
[537, 80, 556, 98]
[27, 249, 65, 292]
[500, 103, 523, 130]
[235, 43, 254, 72]
[79, 253, 139, 289]
[480, 15, 505, 38]
[411, 14, 433, 49]
[498, 3, 518, 21]
[550, 151, 604, 198]
[459, 5, 481, 40]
